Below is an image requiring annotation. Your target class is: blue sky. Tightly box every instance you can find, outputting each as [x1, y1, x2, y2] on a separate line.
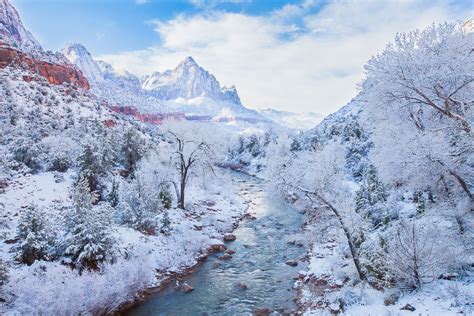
[12, 0, 472, 113]
[14, 0, 324, 55]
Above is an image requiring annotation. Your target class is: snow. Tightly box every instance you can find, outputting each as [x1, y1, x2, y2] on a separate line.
[0, 168, 248, 314]
[62, 45, 270, 123]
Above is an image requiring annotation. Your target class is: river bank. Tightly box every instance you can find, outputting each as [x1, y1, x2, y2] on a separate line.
[124, 173, 308, 315]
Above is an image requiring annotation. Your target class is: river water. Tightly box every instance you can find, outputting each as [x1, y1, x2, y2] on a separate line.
[126, 174, 307, 315]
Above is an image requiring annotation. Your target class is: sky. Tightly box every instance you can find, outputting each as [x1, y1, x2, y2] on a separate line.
[13, 0, 472, 114]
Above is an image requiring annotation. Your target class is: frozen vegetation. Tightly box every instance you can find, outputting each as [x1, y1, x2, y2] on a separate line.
[0, 0, 473, 314]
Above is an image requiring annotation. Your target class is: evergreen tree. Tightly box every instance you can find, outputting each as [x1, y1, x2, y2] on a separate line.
[64, 176, 114, 272]
[108, 179, 119, 208]
[160, 211, 172, 236]
[121, 128, 146, 176]
[77, 145, 101, 194]
[117, 177, 160, 234]
[159, 185, 172, 209]
[15, 205, 53, 265]
[355, 165, 388, 226]
[0, 259, 7, 287]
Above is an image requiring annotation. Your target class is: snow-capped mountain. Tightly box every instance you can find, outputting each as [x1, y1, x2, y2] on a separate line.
[0, 0, 41, 51]
[141, 56, 243, 106]
[61, 43, 103, 84]
[63, 44, 268, 123]
[258, 108, 325, 130]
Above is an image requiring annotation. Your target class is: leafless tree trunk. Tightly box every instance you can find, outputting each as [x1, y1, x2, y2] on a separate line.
[298, 186, 367, 282]
[168, 131, 212, 210]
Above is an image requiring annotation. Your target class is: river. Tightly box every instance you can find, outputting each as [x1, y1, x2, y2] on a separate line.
[125, 173, 307, 315]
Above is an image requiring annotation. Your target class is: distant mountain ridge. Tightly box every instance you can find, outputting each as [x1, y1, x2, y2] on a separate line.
[258, 108, 325, 130]
[62, 43, 269, 124]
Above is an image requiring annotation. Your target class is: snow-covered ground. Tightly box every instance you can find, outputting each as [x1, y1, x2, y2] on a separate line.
[0, 169, 248, 314]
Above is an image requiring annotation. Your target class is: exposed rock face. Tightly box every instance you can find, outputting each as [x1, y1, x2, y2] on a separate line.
[0, 45, 90, 89]
[0, 0, 41, 51]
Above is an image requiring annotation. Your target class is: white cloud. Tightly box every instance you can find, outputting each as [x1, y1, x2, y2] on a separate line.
[100, 0, 470, 114]
[189, 0, 252, 9]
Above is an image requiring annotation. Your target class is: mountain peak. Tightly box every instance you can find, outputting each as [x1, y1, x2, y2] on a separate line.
[182, 56, 197, 66]
[62, 43, 103, 83]
[0, 0, 42, 51]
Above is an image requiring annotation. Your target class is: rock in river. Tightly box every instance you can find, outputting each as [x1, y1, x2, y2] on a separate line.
[285, 260, 298, 267]
[219, 253, 233, 260]
[180, 282, 194, 293]
[224, 233, 237, 241]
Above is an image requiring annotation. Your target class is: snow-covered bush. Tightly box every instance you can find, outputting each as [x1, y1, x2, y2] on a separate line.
[116, 176, 163, 234]
[63, 176, 114, 272]
[385, 220, 461, 289]
[15, 205, 54, 265]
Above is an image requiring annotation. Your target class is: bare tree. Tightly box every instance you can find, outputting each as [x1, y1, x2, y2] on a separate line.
[386, 220, 452, 289]
[165, 123, 214, 209]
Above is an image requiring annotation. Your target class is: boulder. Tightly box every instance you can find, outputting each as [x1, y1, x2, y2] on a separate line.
[219, 254, 233, 260]
[180, 282, 194, 293]
[226, 249, 236, 255]
[254, 307, 273, 315]
[286, 260, 298, 267]
[224, 233, 237, 241]
[384, 292, 401, 306]
[211, 244, 227, 252]
[287, 240, 296, 245]
[400, 303, 416, 312]
[236, 282, 248, 290]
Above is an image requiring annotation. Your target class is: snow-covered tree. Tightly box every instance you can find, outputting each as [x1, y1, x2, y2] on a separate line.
[386, 220, 460, 289]
[164, 122, 215, 209]
[64, 176, 114, 271]
[15, 204, 54, 265]
[355, 165, 389, 227]
[363, 22, 473, 201]
[117, 175, 163, 234]
[77, 144, 102, 194]
[120, 127, 147, 176]
[0, 259, 7, 287]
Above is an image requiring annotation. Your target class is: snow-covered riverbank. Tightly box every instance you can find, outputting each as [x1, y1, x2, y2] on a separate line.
[0, 169, 248, 314]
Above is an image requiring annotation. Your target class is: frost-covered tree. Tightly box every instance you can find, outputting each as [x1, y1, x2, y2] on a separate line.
[386, 220, 460, 289]
[77, 144, 102, 194]
[107, 179, 119, 208]
[160, 211, 172, 236]
[120, 127, 147, 176]
[64, 176, 114, 271]
[355, 165, 389, 226]
[365, 22, 473, 133]
[0, 259, 7, 287]
[117, 176, 163, 234]
[276, 143, 368, 282]
[364, 22, 473, 201]
[164, 122, 215, 209]
[15, 204, 54, 265]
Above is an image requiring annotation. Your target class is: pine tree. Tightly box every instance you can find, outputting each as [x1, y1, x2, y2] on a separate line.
[0, 259, 7, 287]
[15, 205, 53, 265]
[77, 145, 101, 194]
[160, 211, 172, 236]
[108, 179, 119, 208]
[159, 186, 172, 209]
[121, 128, 146, 176]
[355, 165, 388, 226]
[116, 177, 161, 234]
[64, 176, 114, 272]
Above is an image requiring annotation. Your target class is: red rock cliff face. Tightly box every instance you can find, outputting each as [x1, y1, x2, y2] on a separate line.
[0, 45, 90, 89]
